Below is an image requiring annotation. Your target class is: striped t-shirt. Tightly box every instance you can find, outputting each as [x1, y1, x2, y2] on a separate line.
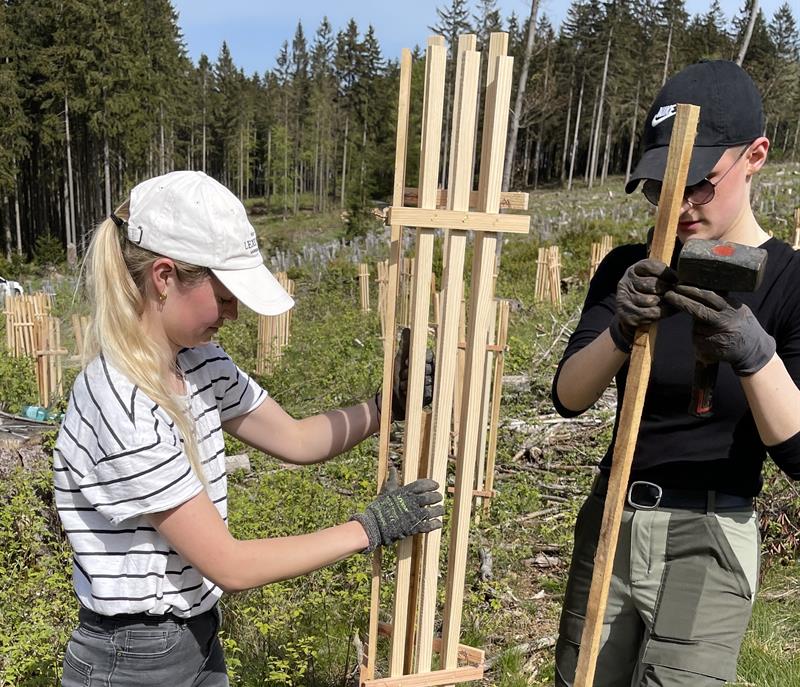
[54, 343, 266, 617]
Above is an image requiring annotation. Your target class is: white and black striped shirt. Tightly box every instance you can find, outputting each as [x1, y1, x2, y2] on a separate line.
[54, 343, 266, 617]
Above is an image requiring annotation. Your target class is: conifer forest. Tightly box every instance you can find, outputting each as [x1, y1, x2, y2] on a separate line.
[1, 0, 799, 260]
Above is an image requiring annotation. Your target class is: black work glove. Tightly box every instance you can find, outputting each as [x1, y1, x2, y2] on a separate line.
[664, 285, 776, 376]
[376, 327, 435, 422]
[350, 467, 444, 553]
[610, 259, 678, 353]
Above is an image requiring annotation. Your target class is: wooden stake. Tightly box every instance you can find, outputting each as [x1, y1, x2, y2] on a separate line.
[482, 299, 510, 517]
[441, 38, 515, 673]
[414, 36, 480, 674]
[365, 47, 413, 682]
[359, 263, 371, 312]
[793, 208, 800, 250]
[389, 39, 446, 677]
[573, 103, 700, 687]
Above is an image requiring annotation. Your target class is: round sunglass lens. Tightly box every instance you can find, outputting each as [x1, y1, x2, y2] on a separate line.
[686, 180, 714, 205]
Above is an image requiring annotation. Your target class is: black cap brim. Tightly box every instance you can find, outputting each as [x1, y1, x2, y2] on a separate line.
[624, 145, 729, 194]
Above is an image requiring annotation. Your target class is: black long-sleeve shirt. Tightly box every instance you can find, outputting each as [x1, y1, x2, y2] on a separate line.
[552, 237, 800, 496]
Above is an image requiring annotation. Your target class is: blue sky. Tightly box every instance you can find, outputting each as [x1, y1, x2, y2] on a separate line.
[171, 0, 788, 77]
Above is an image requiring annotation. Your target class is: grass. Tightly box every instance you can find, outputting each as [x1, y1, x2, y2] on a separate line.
[1, 165, 799, 685]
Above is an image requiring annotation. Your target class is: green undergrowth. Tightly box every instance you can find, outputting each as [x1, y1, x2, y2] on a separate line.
[1, 167, 799, 685]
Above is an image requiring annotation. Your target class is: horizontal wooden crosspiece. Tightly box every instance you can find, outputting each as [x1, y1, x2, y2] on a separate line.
[384, 207, 530, 234]
[403, 187, 529, 211]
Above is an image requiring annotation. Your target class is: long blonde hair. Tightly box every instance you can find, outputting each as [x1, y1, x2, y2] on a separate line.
[82, 200, 209, 483]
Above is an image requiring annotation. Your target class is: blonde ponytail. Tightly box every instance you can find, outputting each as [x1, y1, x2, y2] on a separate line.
[83, 201, 209, 484]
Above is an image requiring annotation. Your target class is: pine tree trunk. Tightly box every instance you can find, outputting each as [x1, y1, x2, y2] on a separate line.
[341, 116, 349, 209]
[266, 128, 272, 208]
[662, 22, 673, 85]
[3, 195, 11, 259]
[14, 184, 22, 255]
[560, 85, 574, 184]
[585, 86, 599, 185]
[568, 76, 585, 192]
[601, 111, 612, 184]
[159, 105, 166, 175]
[64, 94, 76, 253]
[590, 28, 612, 188]
[625, 80, 641, 185]
[736, 0, 759, 66]
[103, 138, 111, 216]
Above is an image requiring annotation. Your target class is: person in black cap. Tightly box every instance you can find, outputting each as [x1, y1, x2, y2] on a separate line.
[550, 60, 800, 685]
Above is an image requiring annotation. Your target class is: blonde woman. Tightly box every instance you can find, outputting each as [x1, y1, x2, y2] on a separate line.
[55, 171, 441, 687]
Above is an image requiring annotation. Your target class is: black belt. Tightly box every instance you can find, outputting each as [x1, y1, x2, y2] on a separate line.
[593, 474, 753, 512]
[79, 605, 214, 627]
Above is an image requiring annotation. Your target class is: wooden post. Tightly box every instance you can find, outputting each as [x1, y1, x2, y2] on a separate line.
[359, 263, 371, 312]
[440, 36, 516, 674]
[365, 47, 413, 682]
[377, 260, 389, 343]
[590, 234, 613, 278]
[573, 103, 700, 687]
[482, 299, 510, 517]
[388, 37, 447, 677]
[534, 247, 547, 301]
[793, 208, 799, 250]
[548, 246, 562, 308]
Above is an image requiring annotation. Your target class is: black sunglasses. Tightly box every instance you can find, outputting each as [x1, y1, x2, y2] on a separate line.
[641, 143, 752, 207]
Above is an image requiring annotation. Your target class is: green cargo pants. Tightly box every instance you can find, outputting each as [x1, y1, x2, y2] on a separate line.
[554, 481, 759, 687]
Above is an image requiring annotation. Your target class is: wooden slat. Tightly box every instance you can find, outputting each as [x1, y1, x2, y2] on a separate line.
[366, 47, 414, 682]
[385, 207, 529, 234]
[414, 40, 481, 674]
[402, 187, 529, 211]
[573, 103, 700, 687]
[389, 40, 447, 677]
[441, 37, 516, 672]
[482, 300, 510, 516]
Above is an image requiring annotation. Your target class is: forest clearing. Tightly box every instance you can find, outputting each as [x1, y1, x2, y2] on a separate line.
[2, 0, 800, 685]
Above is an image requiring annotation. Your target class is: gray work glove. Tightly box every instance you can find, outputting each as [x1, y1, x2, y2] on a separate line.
[350, 467, 443, 553]
[664, 285, 776, 376]
[610, 259, 678, 353]
[375, 327, 435, 422]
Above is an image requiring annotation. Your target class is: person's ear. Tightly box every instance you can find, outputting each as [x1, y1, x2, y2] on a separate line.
[150, 258, 175, 299]
[745, 137, 769, 177]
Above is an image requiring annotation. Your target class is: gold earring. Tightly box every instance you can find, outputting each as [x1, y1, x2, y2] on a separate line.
[159, 292, 167, 303]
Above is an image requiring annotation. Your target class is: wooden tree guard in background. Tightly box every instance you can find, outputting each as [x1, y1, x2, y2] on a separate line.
[534, 246, 561, 306]
[589, 234, 613, 278]
[362, 31, 529, 686]
[359, 263, 371, 311]
[3, 293, 66, 406]
[793, 208, 799, 250]
[255, 272, 295, 376]
[573, 104, 700, 687]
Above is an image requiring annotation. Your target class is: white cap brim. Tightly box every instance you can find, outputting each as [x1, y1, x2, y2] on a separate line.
[212, 264, 294, 316]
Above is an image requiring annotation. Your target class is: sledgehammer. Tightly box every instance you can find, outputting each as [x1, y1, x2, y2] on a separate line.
[676, 239, 768, 417]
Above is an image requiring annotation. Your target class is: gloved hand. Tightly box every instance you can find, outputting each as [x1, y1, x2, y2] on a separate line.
[664, 285, 776, 376]
[610, 259, 678, 353]
[376, 327, 435, 422]
[351, 467, 443, 553]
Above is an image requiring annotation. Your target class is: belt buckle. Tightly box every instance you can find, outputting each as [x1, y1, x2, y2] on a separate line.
[627, 481, 663, 510]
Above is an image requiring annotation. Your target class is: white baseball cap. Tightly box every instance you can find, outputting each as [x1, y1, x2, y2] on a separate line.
[126, 171, 294, 316]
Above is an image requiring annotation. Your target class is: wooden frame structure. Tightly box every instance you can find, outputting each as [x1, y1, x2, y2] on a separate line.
[534, 245, 561, 306]
[589, 234, 613, 278]
[255, 272, 295, 376]
[359, 263, 371, 312]
[362, 32, 529, 686]
[573, 104, 700, 686]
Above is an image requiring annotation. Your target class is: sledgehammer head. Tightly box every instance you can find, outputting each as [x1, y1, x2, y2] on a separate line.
[677, 239, 767, 292]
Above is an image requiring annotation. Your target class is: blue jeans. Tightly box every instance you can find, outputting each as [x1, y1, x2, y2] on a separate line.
[62, 606, 228, 686]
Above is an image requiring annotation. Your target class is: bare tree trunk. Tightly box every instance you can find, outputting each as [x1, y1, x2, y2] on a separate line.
[736, 0, 759, 66]
[662, 23, 673, 85]
[590, 27, 612, 188]
[14, 185, 22, 255]
[340, 116, 349, 209]
[585, 86, 599, 185]
[561, 85, 574, 184]
[159, 105, 166, 175]
[503, 0, 540, 192]
[791, 117, 799, 161]
[266, 128, 272, 208]
[64, 94, 76, 255]
[103, 138, 111, 216]
[625, 80, 641, 186]
[568, 75, 585, 192]
[600, 111, 613, 185]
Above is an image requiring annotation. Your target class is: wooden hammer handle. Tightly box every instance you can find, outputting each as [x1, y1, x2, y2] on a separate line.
[572, 103, 701, 687]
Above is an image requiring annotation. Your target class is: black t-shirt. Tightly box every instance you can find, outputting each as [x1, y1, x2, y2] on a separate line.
[552, 237, 800, 496]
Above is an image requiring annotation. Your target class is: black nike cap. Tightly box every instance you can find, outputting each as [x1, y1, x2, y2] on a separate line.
[625, 60, 764, 194]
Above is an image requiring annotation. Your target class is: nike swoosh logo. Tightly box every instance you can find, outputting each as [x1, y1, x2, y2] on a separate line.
[651, 111, 677, 127]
